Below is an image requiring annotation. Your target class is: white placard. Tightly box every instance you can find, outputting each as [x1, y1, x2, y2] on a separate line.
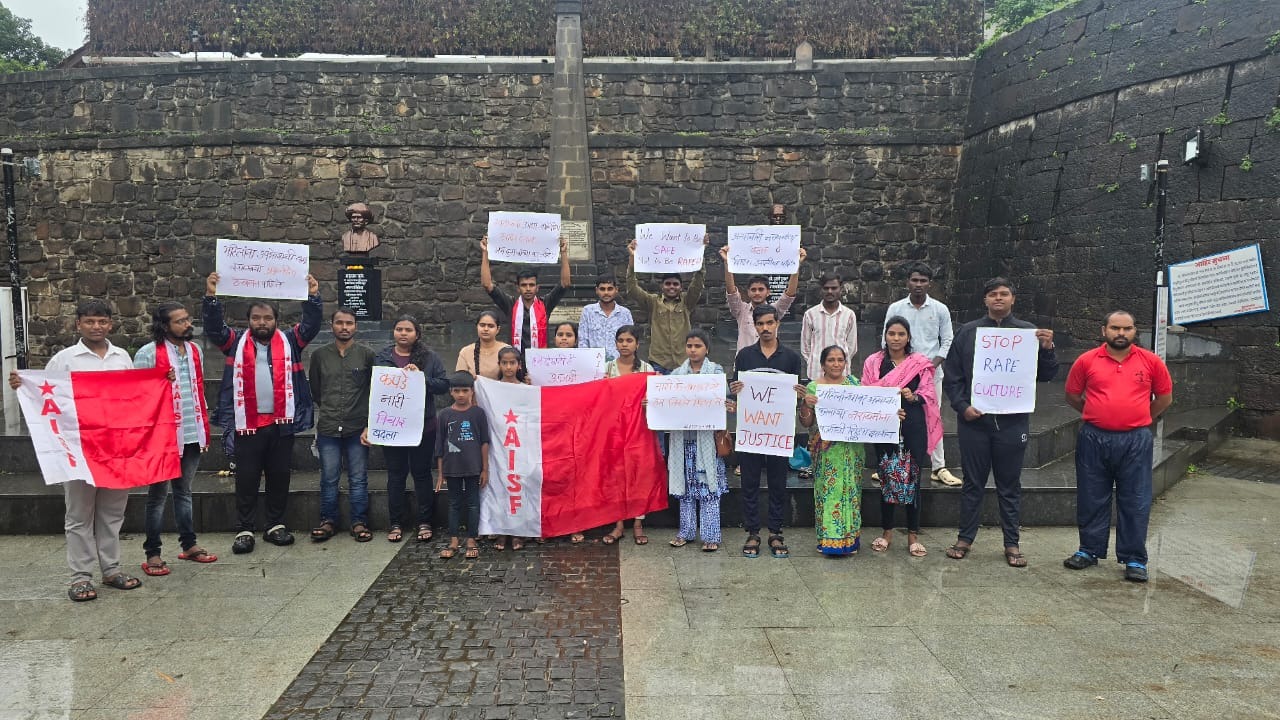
[215, 239, 310, 300]
[814, 384, 901, 443]
[487, 211, 563, 264]
[726, 225, 801, 274]
[970, 328, 1038, 414]
[646, 374, 726, 431]
[634, 223, 707, 273]
[367, 367, 427, 446]
[1168, 244, 1269, 325]
[524, 348, 607, 387]
[734, 372, 798, 457]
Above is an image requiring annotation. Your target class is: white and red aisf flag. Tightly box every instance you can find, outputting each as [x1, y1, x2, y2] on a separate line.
[16, 369, 180, 489]
[475, 373, 668, 537]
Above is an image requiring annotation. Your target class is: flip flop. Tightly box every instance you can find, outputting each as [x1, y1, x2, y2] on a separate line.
[570, 533, 585, 544]
[1005, 548, 1028, 568]
[102, 573, 142, 590]
[946, 544, 971, 560]
[909, 542, 928, 557]
[439, 546, 457, 560]
[633, 534, 649, 546]
[601, 531, 623, 545]
[141, 558, 170, 577]
[178, 548, 218, 563]
[701, 543, 719, 552]
[871, 537, 890, 553]
[465, 546, 480, 559]
[669, 538, 688, 547]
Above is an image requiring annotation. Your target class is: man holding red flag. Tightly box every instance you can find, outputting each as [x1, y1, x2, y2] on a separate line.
[133, 301, 218, 576]
[205, 271, 322, 555]
[9, 300, 142, 602]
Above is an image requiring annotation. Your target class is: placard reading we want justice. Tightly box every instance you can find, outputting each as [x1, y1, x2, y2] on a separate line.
[970, 328, 1038, 414]
[487, 212, 562, 264]
[735, 372, 798, 457]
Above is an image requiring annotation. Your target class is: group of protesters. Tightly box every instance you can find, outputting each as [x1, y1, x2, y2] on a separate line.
[23, 206, 1172, 602]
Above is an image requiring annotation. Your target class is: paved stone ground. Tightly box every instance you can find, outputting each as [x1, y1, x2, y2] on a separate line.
[264, 541, 625, 720]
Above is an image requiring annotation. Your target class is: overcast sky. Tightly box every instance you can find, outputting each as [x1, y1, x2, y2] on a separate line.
[7, 0, 88, 52]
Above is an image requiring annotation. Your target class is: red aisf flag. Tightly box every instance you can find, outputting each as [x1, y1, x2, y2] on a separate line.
[16, 369, 180, 489]
[474, 374, 668, 537]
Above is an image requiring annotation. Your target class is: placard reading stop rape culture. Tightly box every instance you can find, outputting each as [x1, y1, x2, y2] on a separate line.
[487, 211, 563, 264]
[970, 328, 1038, 414]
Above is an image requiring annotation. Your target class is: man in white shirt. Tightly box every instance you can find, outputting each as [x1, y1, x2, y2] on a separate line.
[577, 274, 634, 361]
[800, 273, 857, 381]
[8, 300, 140, 602]
[883, 263, 960, 486]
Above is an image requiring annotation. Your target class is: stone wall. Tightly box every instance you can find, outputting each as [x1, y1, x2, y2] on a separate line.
[0, 58, 970, 359]
[953, 0, 1280, 432]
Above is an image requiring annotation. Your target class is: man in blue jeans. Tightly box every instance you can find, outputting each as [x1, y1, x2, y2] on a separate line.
[134, 302, 219, 574]
[308, 308, 376, 542]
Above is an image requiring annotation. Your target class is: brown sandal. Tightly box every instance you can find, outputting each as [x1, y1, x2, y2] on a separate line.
[1005, 547, 1028, 568]
[946, 543, 971, 560]
[439, 546, 457, 559]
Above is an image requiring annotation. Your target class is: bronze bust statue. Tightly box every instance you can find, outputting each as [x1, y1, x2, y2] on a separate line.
[342, 202, 380, 254]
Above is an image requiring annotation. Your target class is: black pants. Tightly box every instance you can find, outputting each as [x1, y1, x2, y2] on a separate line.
[957, 417, 1028, 547]
[385, 433, 436, 527]
[234, 425, 295, 532]
[738, 452, 790, 535]
[1075, 424, 1154, 564]
[446, 475, 481, 538]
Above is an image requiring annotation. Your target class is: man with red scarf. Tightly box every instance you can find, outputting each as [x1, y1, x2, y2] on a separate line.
[133, 301, 218, 575]
[480, 235, 572, 354]
[204, 271, 322, 555]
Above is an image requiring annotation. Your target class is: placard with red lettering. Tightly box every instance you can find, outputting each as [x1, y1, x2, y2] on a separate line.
[215, 239, 310, 300]
[970, 328, 1038, 414]
[734, 372, 798, 457]
[487, 211, 563, 264]
[726, 225, 801, 274]
[646, 374, 726, 431]
[634, 223, 707, 272]
[525, 348, 607, 387]
[366, 367, 427, 446]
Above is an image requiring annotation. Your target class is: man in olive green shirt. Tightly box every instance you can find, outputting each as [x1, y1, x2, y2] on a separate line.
[308, 308, 378, 541]
[625, 236, 708, 372]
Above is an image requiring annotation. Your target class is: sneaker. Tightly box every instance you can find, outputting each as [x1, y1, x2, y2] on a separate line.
[1063, 551, 1098, 570]
[933, 468, 962, 486]
[264, 525, 295, 546]
[1124, 562, 1149, 583]
[232, 532, 255, 555]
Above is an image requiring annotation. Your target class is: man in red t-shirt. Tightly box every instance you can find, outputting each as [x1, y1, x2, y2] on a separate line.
[1062, 310, 1173, 582]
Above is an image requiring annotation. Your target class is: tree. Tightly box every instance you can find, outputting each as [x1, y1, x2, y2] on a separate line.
[0, 3, 67, 72]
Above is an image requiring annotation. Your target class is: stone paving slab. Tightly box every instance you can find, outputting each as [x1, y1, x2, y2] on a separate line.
[264, 541, 625, 720]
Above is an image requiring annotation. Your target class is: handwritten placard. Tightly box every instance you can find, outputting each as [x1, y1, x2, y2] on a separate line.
[726, 225, 801, 274]
[646, 375, 726, 431]
[971, 328, 1038, 414]
[215, 239, 310, 300]
[367, 367, 427, 446]
[735, 372, 798, 457]
[1169, 244, 1269, 325]
[524, 348, 607, 387]
[814, 385, 901, 443]
[634, 223, 707, 272]
[487, 211, 562, 264]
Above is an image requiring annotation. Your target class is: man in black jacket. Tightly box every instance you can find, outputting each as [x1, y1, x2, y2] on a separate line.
[942, 277, 1057, 567]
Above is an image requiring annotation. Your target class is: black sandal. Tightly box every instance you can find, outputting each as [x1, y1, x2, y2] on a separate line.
[101, 573, 142, 590]
[417, 524, 433, 542]
[310, 521, 336, 542]
[68, 581, 97, 602]
[350, 523, 373, 542]
[768, 534, 789, 559]
[742, 534, 761, 558]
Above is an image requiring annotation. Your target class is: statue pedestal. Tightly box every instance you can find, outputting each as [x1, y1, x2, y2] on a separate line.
[339, 257, 382, 321]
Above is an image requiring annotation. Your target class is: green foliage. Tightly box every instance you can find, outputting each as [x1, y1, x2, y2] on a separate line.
[1227, 397, 1244, 411]
[1097, 182, 1119, 193]
[1207, 112, 1231, 125]
[1267, 30, 1280, 51]
[1267, 108, 1280, 132]
[984, 0, 1058, 35]
[1109, 131, 1129, 144]
[86, 0, 983, 58]
[1239, 155, 1253, 172]
[0, 5, 67, 71]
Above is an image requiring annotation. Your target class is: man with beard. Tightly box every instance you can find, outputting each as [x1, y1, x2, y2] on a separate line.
[205, 271, 322, 555]
[133, 302, 218, 575]
[626, 235, 709, 373]
[943, 277, 1057, 568]
[480, 235, 572, 354]
[800, 273, 857, 382]
[1062, 310, 1172, 583]
[308, 307, 377, 543]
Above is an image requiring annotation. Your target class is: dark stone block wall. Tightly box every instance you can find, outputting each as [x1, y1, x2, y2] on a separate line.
[953, 0, 1280, 432]
[0, 59, 969, 360]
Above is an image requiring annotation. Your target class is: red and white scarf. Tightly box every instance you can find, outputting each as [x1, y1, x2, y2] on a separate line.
[155, 340, 211, 449]
[512, 296, 548, 351]
[231, 330, 295, 434]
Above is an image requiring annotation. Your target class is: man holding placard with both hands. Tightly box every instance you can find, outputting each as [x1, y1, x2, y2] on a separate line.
[480, 212, 572, 354]
[942, 277, 1057, 568]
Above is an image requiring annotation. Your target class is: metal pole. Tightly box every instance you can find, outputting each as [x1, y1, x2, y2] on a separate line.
[2, 148, 25, 370]
[1152, 159, 1169, 461]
